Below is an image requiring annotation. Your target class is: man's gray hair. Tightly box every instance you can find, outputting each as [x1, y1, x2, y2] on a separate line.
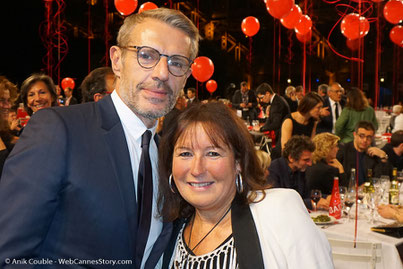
[117, 8, 200, 60]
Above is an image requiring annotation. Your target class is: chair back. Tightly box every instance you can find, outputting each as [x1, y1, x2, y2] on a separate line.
[328, 238, 382, 269]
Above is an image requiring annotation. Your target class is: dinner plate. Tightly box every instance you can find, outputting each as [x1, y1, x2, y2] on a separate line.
[310, 213, 336, 225]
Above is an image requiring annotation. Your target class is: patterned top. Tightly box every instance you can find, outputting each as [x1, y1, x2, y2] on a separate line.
[170, 225, 238, 269]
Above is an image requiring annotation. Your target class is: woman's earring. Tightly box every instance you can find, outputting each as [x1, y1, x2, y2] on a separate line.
[169, 174, 176, 193]
[236, 174, 244, 193]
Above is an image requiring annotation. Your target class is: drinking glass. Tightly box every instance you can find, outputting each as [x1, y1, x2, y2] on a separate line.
[339, 186, 347, 214]
[311, 189, 322, 212]
[345, 188, 356, 221]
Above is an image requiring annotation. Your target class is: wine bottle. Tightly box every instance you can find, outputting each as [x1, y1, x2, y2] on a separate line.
[389, 179, 400, 205]
[364, 169, 375, 193]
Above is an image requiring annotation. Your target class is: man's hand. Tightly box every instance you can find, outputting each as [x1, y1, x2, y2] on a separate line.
[316, 196, 331, 210]
[240, 103, 246, 108]
[367, 147, 387, 159]
[320, 107, 330, 117]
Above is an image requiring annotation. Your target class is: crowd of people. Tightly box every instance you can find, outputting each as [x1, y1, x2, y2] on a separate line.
[0, 7, 401, 269]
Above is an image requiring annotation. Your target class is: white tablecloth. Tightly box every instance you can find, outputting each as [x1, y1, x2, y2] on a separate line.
[322, 218, 403, 269]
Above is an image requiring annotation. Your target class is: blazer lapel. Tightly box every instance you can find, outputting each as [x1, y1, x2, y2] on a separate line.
[232, 197, 265, 269]
[145, 221, 173, 269]
[98, 95, 137, 256]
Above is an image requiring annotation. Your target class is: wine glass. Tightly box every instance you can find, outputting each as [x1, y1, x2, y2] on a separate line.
[344, 190, 356, 221]
[339, 186, 347, 214]
[311, 189, 322, 212]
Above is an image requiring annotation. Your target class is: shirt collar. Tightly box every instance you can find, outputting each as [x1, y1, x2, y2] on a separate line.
[270, 93, 276, 103]
[111, 90, 157, 140]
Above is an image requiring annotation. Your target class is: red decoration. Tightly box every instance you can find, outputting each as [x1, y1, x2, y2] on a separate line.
[206, 80, 217, 93]
[114, 0, 138, 16]
[61, 77, 75, 90]
[266, 0, 294, 19]
[390, 25, 403, 47]
[191, 57, 214, 82]
[329, 177, 342, 219]
[241, 16, 260, 37]
[346, 38, 361, 51]
[138, 2, 158, 13]
[280, 5, 302, 29]
[295, 15, 312, 36]
[340, 13, 370, 40]
[296, 30, 312, 43]
[383, 0, 403, 24]
[371, 0, 384, 2]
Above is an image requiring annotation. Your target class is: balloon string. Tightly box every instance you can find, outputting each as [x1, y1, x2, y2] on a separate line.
[272, 20, 277, 90]
[374, 3, 380, 108]
[249, 37, 252, 73]
[354, 151, 359, 248]
[104, 0, 110, 67]
[277, 23, 281, 94]
[88, 2, 91, 74]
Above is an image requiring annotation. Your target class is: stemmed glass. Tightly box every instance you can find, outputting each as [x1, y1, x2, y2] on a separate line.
[339, 186, 347, 214]
[311, 189, 322, 212]
[344, 190, 356, 221]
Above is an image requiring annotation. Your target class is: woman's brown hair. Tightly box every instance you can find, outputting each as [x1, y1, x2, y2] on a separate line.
[158, 102, 267, 221]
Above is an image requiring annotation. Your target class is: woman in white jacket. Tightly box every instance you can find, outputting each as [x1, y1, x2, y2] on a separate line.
[158, 102, 334, 269]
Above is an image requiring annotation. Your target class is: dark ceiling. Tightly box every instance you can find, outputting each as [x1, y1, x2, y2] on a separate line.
[0, 0, 401, 104]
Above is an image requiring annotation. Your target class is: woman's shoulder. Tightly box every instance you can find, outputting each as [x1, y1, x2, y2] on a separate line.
[251, 188, 304, 210]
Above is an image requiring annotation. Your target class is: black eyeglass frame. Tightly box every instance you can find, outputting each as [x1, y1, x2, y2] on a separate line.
[120, 45, 193, 77]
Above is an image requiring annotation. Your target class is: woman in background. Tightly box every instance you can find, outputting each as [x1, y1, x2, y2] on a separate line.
[335, 87, 377, 143]
[306, 132, 346, 195]
[20, 73, 58, 116]
[158, 102, 333, 268]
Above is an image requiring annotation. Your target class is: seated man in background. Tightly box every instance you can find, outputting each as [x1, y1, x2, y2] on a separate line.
[268, 135, 329, 210]
[81, 66, 116, 103]
[382, 130, 403, 171]
[337, 120, 392, 185]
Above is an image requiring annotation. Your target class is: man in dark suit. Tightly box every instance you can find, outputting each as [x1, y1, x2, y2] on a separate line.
[232, 81, 257, 121]
[317, 82, 345, 134]
[0, 8, 200, 269]
[254, 83, 290, 141]
[268, 135, 329, 210]
[63, 87, 78, 106]
[337, 121, 392, 186]
[186, 87, 199, 106]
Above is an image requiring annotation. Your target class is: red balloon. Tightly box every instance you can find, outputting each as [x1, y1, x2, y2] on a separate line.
[191, 57, 214, 82]
[114, 0, 138, 16]
[138, 2, 158, 13]
[61, 77, 75, 90]
[296, 30, 312, 43]
[346, 38, 361, 51]
[266, 0, 294, 19]
[241, 16, 260, 37]
[340, 13, 370, 40]
[206, 80, 217, 93]
[383, 0, 403, 24]
[295, 15, 312, 36]
[280, 5, 302, 29]
[390, 25, 403, 47]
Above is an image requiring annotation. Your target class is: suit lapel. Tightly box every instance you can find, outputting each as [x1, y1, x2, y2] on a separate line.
[98, 95, 138, 256]
[232, 197, 265, 269]
[145, 221, 173, 269]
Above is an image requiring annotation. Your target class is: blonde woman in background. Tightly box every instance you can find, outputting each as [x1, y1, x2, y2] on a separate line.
[256, 149, 271, 179]
[306, 132, 346, 195]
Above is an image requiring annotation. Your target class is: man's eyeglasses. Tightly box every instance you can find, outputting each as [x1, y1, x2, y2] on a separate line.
[357, 134, 373, 141]
[120, 45, 192, 77]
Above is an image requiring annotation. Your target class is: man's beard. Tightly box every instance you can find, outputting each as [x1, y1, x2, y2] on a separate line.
[120, 78, 178, 120]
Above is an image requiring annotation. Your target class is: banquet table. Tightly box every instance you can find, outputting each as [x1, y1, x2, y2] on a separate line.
[321, 216, 403, 269]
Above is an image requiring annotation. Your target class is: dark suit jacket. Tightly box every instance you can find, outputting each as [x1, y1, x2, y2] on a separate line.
[306, 160, 346, 196]
[260, 94, 290, 140]
[336, 141, 392, 186]
[317, 97, 345, 134]
[0, 95, 172, 269]
[268, 157, 312, 209]
[232, 90, 257, 120]
[285, 96, 298, 113]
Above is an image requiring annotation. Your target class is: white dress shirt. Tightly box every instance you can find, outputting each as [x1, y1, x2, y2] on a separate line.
[111, 91, 163, 268]
[329, 98, 340, 133]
